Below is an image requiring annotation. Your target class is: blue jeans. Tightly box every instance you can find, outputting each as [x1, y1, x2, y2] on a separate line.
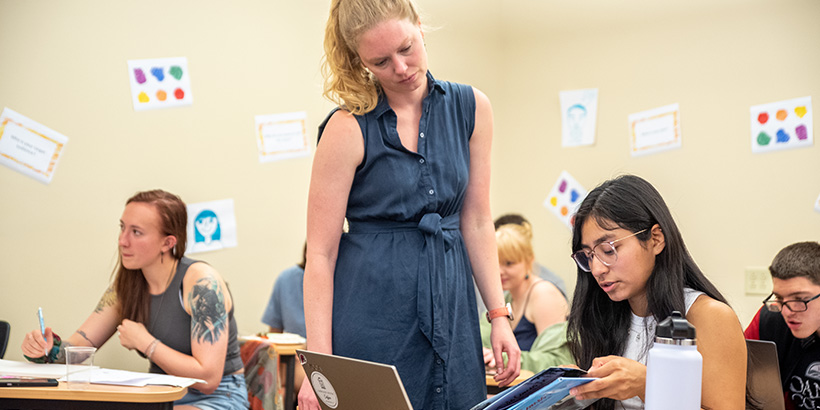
[175, 374, 249, 410]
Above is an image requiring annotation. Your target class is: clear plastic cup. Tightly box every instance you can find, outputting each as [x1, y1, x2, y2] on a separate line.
[65, 346, 96, 389]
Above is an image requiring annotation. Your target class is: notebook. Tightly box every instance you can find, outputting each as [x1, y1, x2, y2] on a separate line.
[746, 339, 785, 410]
[297, 350, 414, 410]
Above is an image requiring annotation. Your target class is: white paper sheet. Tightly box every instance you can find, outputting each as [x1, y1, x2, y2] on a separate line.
[543, 171, 588, 230]
[0, 360, 202, 387]
[560, 89, 598, 147]
[0, 359, 94, 378]
[255, 111, 310, 163]
[0, 108, 69, 184]
[628, 103, 681, 157]
[750, 96, 813, 153]
[127, 57, 193, 111]
[186, 198, 238, 254]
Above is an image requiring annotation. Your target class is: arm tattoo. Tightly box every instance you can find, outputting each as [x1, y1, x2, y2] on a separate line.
[189, 277, 227, 344]
[77, 330, 96, 347]
[94, 287, 118, 313]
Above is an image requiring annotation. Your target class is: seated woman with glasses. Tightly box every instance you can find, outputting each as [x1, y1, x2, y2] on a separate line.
[744, 241, 820, 410]
[565, 175, 747, 410]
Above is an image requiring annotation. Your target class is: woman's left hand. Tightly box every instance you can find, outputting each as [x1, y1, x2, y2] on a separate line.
[489, 318, 520, 386]
[569, 355, 646, 401]
[117, 319, 152, 353]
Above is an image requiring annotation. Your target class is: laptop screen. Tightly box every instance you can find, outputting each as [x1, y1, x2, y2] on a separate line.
[746, 339, 785, 410]
[297, 350, 414, 410]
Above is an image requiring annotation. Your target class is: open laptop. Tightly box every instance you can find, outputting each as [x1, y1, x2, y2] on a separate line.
[746, 339, 785, 410]
[297, 350, 414, 410]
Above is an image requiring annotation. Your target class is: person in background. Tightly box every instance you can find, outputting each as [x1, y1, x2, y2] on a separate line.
[481, 221, 572, 373]
[745, 241, 820, 410]
[262, 242, 307, 338]
[566, 175, 746, 410]
[494, 213, 568, 299]
[298, 0, 520, 408]
[21, 189, 248, 410]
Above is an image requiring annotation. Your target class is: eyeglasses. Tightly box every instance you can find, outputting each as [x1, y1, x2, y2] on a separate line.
[570, 229, 648, 272]
[763, 292, 820, 313]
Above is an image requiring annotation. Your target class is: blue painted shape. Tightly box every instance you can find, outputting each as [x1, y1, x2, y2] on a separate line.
[194, 210, 221, 244]
[776, 129, 790, 143]
[570, 189, 580, 203]
[150, 67, 165, 82]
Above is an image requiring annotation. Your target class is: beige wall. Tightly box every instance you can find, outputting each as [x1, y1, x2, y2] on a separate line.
[1, 0, 817, 372]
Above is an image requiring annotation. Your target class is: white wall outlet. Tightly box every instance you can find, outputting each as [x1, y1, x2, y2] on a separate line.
[745, 267, 772, 296]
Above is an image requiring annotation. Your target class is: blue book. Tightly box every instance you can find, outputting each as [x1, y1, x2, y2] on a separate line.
[472, 367, 598, 410]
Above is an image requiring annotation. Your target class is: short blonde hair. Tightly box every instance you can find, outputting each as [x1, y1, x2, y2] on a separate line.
[496, 222, 535, 265]
[322, 0, 420, 115]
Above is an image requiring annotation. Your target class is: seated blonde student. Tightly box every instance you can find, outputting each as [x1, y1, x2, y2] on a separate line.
[566, 175, 746, 410]
[745, 241, 820, 410]
[21, 190, 249, 410]
[480, 222, 573, 373]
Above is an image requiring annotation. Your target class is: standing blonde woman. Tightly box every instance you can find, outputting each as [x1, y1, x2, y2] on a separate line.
[300, 0, 520, 409]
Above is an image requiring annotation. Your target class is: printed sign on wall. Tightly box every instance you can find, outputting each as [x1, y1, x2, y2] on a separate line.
[628, 103, 682, 157]
[127, 57, 193, 111]
[255, 111, 310, 163]
[543, 170, 588, 229]
[186, 198, 238, 254]
[0, 108, 69, 184]
[750, 96, 813, 153]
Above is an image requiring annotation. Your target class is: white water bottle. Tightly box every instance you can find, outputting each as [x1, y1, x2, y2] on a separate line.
[644, 311, 702, 410]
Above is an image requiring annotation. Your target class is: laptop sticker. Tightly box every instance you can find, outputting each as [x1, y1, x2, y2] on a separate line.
[310, 371, 339, 409]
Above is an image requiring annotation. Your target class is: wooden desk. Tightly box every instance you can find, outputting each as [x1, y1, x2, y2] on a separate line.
[486, 369, 534, 395]
[0, 381, 186, 410]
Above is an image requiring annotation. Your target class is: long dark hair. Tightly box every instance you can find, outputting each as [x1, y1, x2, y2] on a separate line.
[567, 175, 727, 410]
[113, 190, 187, 324]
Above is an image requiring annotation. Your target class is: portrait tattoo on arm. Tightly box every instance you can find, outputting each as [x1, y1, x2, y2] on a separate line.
[189, 277, 227, 344]
[94, 287, 118, 314]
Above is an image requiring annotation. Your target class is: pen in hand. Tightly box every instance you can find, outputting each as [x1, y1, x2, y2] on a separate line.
[38, 307, 47, 357]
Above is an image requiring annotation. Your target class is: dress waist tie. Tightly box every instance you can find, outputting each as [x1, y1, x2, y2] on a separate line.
[348, 213, 461, 362]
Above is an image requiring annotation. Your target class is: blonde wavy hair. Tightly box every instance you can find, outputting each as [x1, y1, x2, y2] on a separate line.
[322, 0, 420, 115]
[496, 222, 535, 266]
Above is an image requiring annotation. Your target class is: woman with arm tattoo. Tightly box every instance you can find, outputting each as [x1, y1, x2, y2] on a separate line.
[21, 190, 248, 410]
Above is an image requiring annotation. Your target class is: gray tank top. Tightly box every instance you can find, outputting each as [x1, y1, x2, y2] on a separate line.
[148, 257, 243, 375]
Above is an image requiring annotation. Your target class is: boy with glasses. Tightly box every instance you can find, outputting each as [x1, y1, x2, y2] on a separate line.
[744, 241, 820, 410]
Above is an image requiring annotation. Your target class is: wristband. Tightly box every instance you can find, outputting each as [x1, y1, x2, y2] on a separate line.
[486, 303, 514, 323]
[145, 338, 160, 360]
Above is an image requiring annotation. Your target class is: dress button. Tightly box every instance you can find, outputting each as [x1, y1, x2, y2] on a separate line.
[436, 359, 442, 365]
[420, 132, 425, 138]
[428, 189, 434, 195]
[436, 387, 442, 393]
[419, 158, 425, 164]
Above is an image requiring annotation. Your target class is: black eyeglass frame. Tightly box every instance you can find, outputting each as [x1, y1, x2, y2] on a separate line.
[762, 292, 820, 313]
[570, 228, 648, 273]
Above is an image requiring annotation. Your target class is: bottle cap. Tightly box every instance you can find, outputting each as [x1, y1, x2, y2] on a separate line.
[655, 311, 696, 344]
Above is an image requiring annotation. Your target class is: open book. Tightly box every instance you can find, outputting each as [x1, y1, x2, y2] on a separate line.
[472, 367, 599, 410]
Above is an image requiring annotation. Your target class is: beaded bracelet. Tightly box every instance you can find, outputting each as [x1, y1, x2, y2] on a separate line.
[145, 338, 160, 360]
[24, 333, 61, 364]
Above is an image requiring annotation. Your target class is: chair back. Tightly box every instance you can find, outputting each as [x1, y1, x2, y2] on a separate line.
[0, 320, 9, 359]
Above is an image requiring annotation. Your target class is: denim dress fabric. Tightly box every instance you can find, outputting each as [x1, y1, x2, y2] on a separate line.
[318, 71, 485, 410]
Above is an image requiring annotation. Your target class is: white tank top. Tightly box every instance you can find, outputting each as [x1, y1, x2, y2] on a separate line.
[618, 288, 704, 410]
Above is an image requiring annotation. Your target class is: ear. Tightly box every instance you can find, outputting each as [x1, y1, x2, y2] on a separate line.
[649, 224, 665, 256]
[163, 236, 178, 253]
[418, 20, 424, 39]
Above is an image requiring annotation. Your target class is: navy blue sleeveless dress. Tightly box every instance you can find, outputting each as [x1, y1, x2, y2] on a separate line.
[318, 71, 485, 410]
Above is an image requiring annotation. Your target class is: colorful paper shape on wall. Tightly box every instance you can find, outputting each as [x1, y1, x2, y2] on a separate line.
[0, 107, 69, 184]
[127, 57, 193, 111]
[255, 111, 310, 163]
[750, 96, 813, 153]
[543, 171, 588, 229]
[186, 198, 238, 254]
[560, 89, 598, 147]
[628, 103, 682, 157]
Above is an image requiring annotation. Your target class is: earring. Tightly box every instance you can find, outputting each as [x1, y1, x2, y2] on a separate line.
[525, 273, 530, 280]
[161, 251, 164, 264]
